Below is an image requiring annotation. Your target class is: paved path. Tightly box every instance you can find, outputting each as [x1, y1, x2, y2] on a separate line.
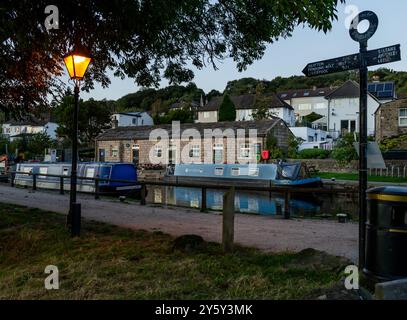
[0, 184, 358, 261]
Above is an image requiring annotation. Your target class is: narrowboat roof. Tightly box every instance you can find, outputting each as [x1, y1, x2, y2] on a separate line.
[96, 119, 286, 141]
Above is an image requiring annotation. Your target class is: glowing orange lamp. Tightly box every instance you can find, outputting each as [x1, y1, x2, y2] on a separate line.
[63, 51, 92, 80]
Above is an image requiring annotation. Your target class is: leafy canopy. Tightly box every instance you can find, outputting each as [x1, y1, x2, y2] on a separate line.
[53, 96, 112, 147]
[218, 94, 236, 122]
[1, 0, 344, 115]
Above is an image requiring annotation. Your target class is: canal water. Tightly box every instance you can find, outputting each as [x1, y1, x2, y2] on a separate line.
[146, 186, 359, 220]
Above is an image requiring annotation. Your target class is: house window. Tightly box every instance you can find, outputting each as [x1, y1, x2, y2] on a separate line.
[399, 108, 407, 126]
[189, 145, 200, 158]
[239, 143, 251, 158]
[132, 118, 137, 125]
[298, 104, 311, 111]
[203, 112, 210, 119]
[315, 103, 326, 109]
[154, 146, 162, 158]
[111, 147, 119, 158]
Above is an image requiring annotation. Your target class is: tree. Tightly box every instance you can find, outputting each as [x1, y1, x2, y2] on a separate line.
[54, 96, 112, 147]
[252, 83, 276, 120]
[1, 0, 345, 116]
[8, 132, 56, 160]
[218, 95, 236, 122]
[332, 133, 358, 166]
[156, 109, 194, 124]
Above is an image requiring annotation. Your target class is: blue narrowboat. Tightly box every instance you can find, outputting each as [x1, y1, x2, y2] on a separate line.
[14, 162, 140, 195]
[172, 163, 322, 188]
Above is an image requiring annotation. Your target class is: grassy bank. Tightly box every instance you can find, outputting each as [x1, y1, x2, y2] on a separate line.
[0, 203, 348, 300]
[315, 172, 407, 183]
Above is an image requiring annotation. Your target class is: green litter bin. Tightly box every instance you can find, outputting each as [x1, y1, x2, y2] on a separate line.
[364, 186, 407, 281]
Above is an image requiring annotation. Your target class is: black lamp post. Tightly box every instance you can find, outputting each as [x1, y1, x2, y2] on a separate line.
[63, 49, 92, 236]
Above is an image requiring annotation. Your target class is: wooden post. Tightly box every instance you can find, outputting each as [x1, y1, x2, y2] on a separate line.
[10, 172, 15, 187]
[32, 174, 37, 190]
[94, 179, 100, 200]
[140, 184, 146, 205]
[201, 187, 207, 212]
[60, 176, 64, 195]
[284, 191, 291, 219]
[222, 187, 235, 253]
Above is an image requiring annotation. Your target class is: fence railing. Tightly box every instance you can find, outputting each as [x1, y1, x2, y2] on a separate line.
[9, 171, 357, 219]
[368, 166, 407, 178]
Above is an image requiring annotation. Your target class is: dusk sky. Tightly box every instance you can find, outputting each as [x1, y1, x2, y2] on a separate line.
[81, 0, 407, 101]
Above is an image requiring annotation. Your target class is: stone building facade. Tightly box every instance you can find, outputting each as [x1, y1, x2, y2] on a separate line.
[96, 119, 292, 166]
[375, 98, 407, 141]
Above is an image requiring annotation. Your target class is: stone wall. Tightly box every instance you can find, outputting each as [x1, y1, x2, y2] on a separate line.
[289, 159, 407, 174]
[376, 99, 407, 141]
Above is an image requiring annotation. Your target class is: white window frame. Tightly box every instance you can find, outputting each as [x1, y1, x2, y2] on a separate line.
[399, 108, 407, 127]
[203, 111, 210, 119]
[239, 143, 251, 159]
[189, 145, 200, 158]
[154, 146, 162, 158]
[111, 148, 119, 158]
[298, 103, 312, 111]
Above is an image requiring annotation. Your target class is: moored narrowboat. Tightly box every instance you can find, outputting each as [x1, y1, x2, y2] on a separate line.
[14, 162, 140, 195]
[169, 162, 322, 188]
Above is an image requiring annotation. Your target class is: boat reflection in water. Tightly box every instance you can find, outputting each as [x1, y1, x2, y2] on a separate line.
[150, 186, 326, 218]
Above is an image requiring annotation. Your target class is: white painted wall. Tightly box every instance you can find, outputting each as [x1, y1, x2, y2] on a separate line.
[2, 122, 58, 141]
[328, 95, 380, 137]
[112, 112, 154, 127]
[283, 96, 329, 120]
[196, 110, 218, 123]
[235, 107, 295, 126]
[290, 127, 330, 151]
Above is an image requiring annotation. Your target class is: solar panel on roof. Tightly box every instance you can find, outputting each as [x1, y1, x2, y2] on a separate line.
[368, 84, 376, 91]
[384, 83, 394, 91]
[376, 84, 384, 91]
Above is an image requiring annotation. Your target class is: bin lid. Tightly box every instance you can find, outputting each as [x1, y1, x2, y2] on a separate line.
[367, 186, 407, 202]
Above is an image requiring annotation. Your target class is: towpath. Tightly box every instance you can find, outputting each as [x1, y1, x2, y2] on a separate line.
[0, 184, 358, 261]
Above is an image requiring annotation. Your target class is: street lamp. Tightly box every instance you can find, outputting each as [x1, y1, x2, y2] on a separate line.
[63, 48, 92, 237]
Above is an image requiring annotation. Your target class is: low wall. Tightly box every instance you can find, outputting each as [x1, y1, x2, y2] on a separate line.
[289, 159, 407, 174]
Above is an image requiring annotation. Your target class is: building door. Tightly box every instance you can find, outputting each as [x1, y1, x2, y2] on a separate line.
[99, 149, 105, 162]
[132, 145, 140, 166]
[168, 145, 177, 165]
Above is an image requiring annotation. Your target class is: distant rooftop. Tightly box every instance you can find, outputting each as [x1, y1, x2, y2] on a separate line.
[277, 87, 335, 100]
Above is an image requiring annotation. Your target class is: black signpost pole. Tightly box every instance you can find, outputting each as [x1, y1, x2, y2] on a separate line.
[302, 11, 401, 272]
[358, 40, 368, 269]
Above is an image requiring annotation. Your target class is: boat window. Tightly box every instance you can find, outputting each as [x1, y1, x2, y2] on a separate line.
[231, 168, 240, 176]
[248, 167, 259, 176]
[23, 167, 32, 173]
[100, 166, 111, 179]
[39, 167, 48, 178]
[85, 167, 95, 178]
[214, 167, 224, 176]
[62, 167, 70, 176]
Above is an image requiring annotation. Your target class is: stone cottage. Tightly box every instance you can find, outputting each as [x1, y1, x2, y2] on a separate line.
[375, 98, 407, 143]
[96, 119, 292, 166]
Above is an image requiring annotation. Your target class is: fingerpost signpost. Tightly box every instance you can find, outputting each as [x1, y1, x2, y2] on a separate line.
[303, 11, 401, 270]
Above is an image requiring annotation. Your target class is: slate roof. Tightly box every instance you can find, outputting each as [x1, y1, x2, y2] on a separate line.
[278, 87, 335, 100]
[199, 94, 293, 112]
[325, 80, 380, 103]
[97, 119, 284, 141]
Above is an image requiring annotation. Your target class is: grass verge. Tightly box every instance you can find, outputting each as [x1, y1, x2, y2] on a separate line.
[0, 202, 348, 299]
[316, 172, 407, 183]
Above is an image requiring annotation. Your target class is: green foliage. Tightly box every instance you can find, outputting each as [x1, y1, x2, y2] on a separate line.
[54, 96, 112, 147]
[378, 134, 407, 151]
[1, 1, 345, 116]
[252, 83, 276, 120]
[155, 109, 194, 124]
[297, 148, 330, 159]
[266, 134, 284, 159]
[331, 133, 358, 166]
[218, 95, 236, 122]
[287, 135, 304, 159]
[223, 68, 407, 97]
[116, 83, 204, 113]
[8, 132, 56, 160]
